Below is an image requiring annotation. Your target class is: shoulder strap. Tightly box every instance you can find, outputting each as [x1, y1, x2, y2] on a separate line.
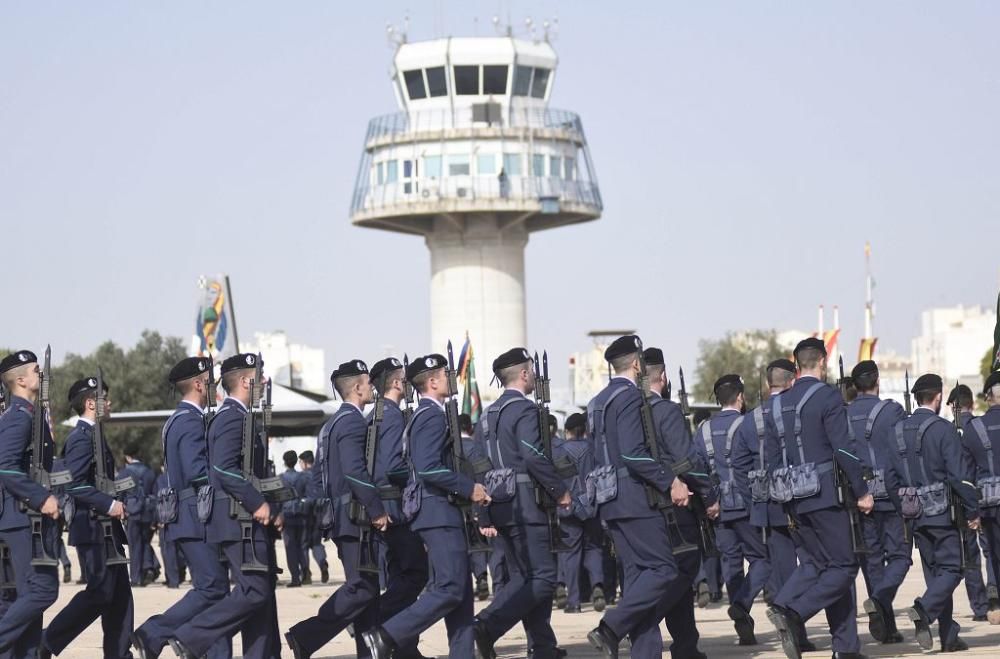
[753, 405, 767, 470]
[971, 417, 995, 478]
[865, 400, 891, 439]
[699, 418, 714, 463]
[724, 416, 742, 459]
[894, 422, 914, 486]
[161, 409, 194, 489]
[791, 382, 826, 463]
[318, 408, 355, 492]
[484, 396, 526, 468]
[590, 385, 630, 466]
[915, 415, 944, 484]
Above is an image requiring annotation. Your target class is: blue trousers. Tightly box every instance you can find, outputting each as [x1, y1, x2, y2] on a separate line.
[489, 538, 509, 596]
[479, 524, 558, 655]
[378, 524, 428, 657]
[557, 518, 604, 608]
[604, 516, 678, 656]
[126, 521, 154, 585]
[764, 524, 797, 600]
[962, 528, 988, 616]
[722, 518, 770, 611]
[914, 525, 962, 645]
[0, 525, 58, 657]
[172, 533, 279, 659]
[288, 536, 378, 657]
[982, 518, 1000, 600]
[382, 526, 473, 658]
[775, 507, 859, 654]
[280, 524, 306, 585]
[44, 542, 134, 659]
[659, 522, 702, 659]
[861, 509, 913, 621]
[158, 529, 182, 588]
[136, 538, 232, 658]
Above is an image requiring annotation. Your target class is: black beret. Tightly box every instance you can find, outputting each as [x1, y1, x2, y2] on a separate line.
[492, 347, 532, 374]
[331, 360, 369, 382]
[369, 357, 403, 384]
[220, 353, 260, 375]
[604, 335, 641, 362]
[0, 350, 37, 375]
[406, 353, 446, 383]
[565, 412, 586, 432]
[851, 360, 878, 380]
[168, 356, 211, 384]
[947, 384, 973, 405]
[713, 374, 744, 396]
[642, 347, 664, 366]
[983, 372, 1000, 396]
[794, 337, 827, 357]
[67, 376, 109, 403]
[911, 373, 943, 394]
[767, 358, 796, 374]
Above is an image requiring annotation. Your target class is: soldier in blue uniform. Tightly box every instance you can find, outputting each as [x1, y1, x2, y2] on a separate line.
[950, 382, 994, 620]
[471, 348, 571, 659]
[883, 373, 979, 651]
[644, 347, 720, 659]
[961, 372, 1000, 625]
[133, 355, 231, 659]
[0, 351, 61, 659]
[119, 443, 157, 587]
[361, 353, 491, 659]
[368, 357, 430, 659]
[458, 413, 491, 601]
[765, 338, 873, 659]
[167, 353, 283, 659]
[698, 373, 770, 646]
[555, 412, 605, 614]
[43, 376, 133, 659]
[842, 360, 911, 644]
[584, 335, 687, 659]
[297, 450, 329, 584]
[279, 450, 309, 588]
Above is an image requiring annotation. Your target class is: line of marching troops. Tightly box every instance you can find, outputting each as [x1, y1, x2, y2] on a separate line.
[1, 333, 1000, 658]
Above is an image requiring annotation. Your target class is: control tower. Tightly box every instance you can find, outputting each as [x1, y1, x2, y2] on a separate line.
[350, 33, 602, 372]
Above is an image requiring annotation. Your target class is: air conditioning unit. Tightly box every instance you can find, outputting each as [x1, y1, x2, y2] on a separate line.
[456, 187, 468, 198]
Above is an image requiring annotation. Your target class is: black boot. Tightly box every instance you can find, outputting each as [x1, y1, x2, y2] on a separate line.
[587, 621, 620, 659]
[906, 600, 933, 650]
[473, 618, 496, 659]
[728, 602, 757, 645]
[862, 598, 888, 643]
[767, 604, 802, 659]
[361, 627, 397, 659]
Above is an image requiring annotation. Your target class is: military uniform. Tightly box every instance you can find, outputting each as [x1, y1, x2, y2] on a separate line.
[953, 393, 993, 618]
[279, 463, 309, 587]
[118, 458, 156, 586]
[298, 453, 329, 583]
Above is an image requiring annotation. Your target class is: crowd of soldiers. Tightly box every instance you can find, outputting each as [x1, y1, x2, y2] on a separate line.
[0, 333, 998, 658]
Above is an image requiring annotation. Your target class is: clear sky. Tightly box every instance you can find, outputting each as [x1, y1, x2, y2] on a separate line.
[2, 1, 998, 389]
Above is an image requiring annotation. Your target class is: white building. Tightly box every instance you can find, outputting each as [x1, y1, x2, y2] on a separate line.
[911, 305, 993, 393]
[243, 330, 327, 395]
[350, 34, 602, 398]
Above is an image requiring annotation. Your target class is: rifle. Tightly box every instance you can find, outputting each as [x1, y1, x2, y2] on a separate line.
[835, 358, 870, 556]
[231, 357, 294, 572]
[93, 368, 132, 566]
[678, 367, 691, 417]
[356, 371, 386, 574]
[205, 356, 217, 425]
[25, 346, 71, 566]
[952, 380, 963, 435]
[532, 351, 572, 553]
[445, 341, 490, 553]
[904, 370, 912, 415]
[636, 340, 698, 554]
[402, 354, 415, 426]
[0, 381, 7, 415]
[950, 485, 969, 570]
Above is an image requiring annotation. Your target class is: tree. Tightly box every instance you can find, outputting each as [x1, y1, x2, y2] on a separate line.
[49, 331, 188, 468]
[983, 346, 996, 380]
[693, 330, 789, 409]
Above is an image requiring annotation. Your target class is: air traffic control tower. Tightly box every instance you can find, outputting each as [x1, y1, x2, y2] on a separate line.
[350, 33, 602, 372]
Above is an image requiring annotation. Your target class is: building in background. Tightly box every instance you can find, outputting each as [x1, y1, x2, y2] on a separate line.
[242, 330, 327, 396]
[911, 305, 993, 393]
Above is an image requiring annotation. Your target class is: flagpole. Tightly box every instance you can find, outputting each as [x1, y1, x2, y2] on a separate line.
[225, 275, 240, 353]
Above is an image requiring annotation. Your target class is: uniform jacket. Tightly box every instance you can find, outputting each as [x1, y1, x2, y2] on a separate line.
[205, 397, 267, 544]
[0, 396, 53, 531]
[280, 469, 309, 525]
[63, 418, 126, 546]
[962, 407, 1000, 519]
[699, 408, 748, 522]
[846, 393, 907, 513]
[319, 402, 384, 538]
[118, 459, 155, 523]
[372, 400, 408, 521]
[733, 398, 787, 528]
[649, 393, 717, 509]
[162, 401, 210, 542]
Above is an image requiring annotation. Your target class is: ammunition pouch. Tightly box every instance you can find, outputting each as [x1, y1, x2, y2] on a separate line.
[789, 461, 828, 499]
[196, 485, 217, 524]
[770, 468, 794, 503]
[314, 497, 334, 530]
[348, 499, 368, 526]
[899, 486, 922, 519]
[917, 482, 948, 517]
[980, 477, 1000, 508]
[59, 493, 74, 524]
[155, 487, 178, 525]
[401, 482, 422, 522]
[553, 455, 577, 480]
[748, 469, 770, 503]
[484, 468, 516, 503]
[719, 480, 745, 512]
[867, 469, 889, 500]
[585, 465, 619, 506]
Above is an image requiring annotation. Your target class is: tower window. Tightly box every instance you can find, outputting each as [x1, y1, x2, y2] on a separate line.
[532, 154, 546, 177]
[513, 65, 532, 96]
[403, 70, 427, 100]
[426, 66, 448, 97]
[530, 68, 550, 99]
[424, 155, 442, 178]
[550, 156, 561, 178]
[448, 155, 470, 176]
[453, 66, 480, 95]
[477, 154, 497, 175]
[502, 153, 522, 176]
[483, 65, 509, 95]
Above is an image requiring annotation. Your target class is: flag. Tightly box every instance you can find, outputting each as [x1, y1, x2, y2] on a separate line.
[858, 337, 878, 362]
[192, 275, 238, 360]
[457, 335, 482, 423]
[993, 289, 1000, 371]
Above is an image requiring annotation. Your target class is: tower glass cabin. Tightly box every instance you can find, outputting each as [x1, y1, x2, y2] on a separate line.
[350, 36, 602, 380]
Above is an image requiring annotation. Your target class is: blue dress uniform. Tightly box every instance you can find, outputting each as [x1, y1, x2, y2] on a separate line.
[287, 359, 384, 658]
[845, 374, 911, 643]
[765, 340, 869, 659]
[585, 335, 681, 659]
[463, 434, 490, 592]
[473, 361, 569, 659]
[45, 392, 134, 659]
[955, 406, 992, 618]
[299, 461, 329, 581]
[647, 362, 719, 659]
[170, 357, 281, 659]
[882, 379, 979, 652]
[0, 380, 60, 659]
[279, 467, 309, 586]
[135, 374, 232, 659]
[118, 459, 156, 586]
[372, 354, 478, 659]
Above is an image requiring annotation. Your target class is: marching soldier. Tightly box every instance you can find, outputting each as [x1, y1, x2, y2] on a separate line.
[961, 371, 1000, 623]
[361, 353, 491, 659]
[459, 413, 491, 601]
[845, 360, 911, 643]
[765, 337, 872, 659]
[167, 353, 283, 659]
[885, 373, 979, 651]
[471, 348, 571, 659]
[286, 359, 385, 658]
[698, 373, 769, 646]
[118, 442, 157, 587]
[133, 356, 231, 659]
[278, 450, 309, 588]
[43, 376, 133, 659]
[585, 335, 687, 659]
[297, 450, 330, 584]
[0, 351, 61, 658]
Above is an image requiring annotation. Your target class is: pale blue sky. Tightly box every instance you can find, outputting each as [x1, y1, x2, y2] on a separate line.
[2, 1, 997, 388]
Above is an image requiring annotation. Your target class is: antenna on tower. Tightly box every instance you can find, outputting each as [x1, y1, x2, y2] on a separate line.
[543, 16, 559, 43]
[386, 15, 409, 48]
[524, 17, 537, 40]
[492, 15, 511, 37]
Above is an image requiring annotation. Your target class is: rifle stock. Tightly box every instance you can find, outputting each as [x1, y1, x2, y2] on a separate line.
[92, 368, 130, 566]
[533, 351, 572, 553]
[356, 372, 386, 574]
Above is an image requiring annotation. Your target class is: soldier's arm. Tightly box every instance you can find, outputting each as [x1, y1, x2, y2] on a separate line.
[880, 435, 906, 512]
[824, 390, 869, 497]
[176, 417, 210, 490]
[657, 402, 715, 504]
[513, 402, 568, 502]
[339, 415, 386, 519]
[412, 411, 475, 499]
[614, 390, 676, 491]
[378, 412, 409, 482]
[211, 412, 266, 515]
[0, 412, 49, 510]
[63, 432, 115, 513]
[942, 424, 980, 519]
